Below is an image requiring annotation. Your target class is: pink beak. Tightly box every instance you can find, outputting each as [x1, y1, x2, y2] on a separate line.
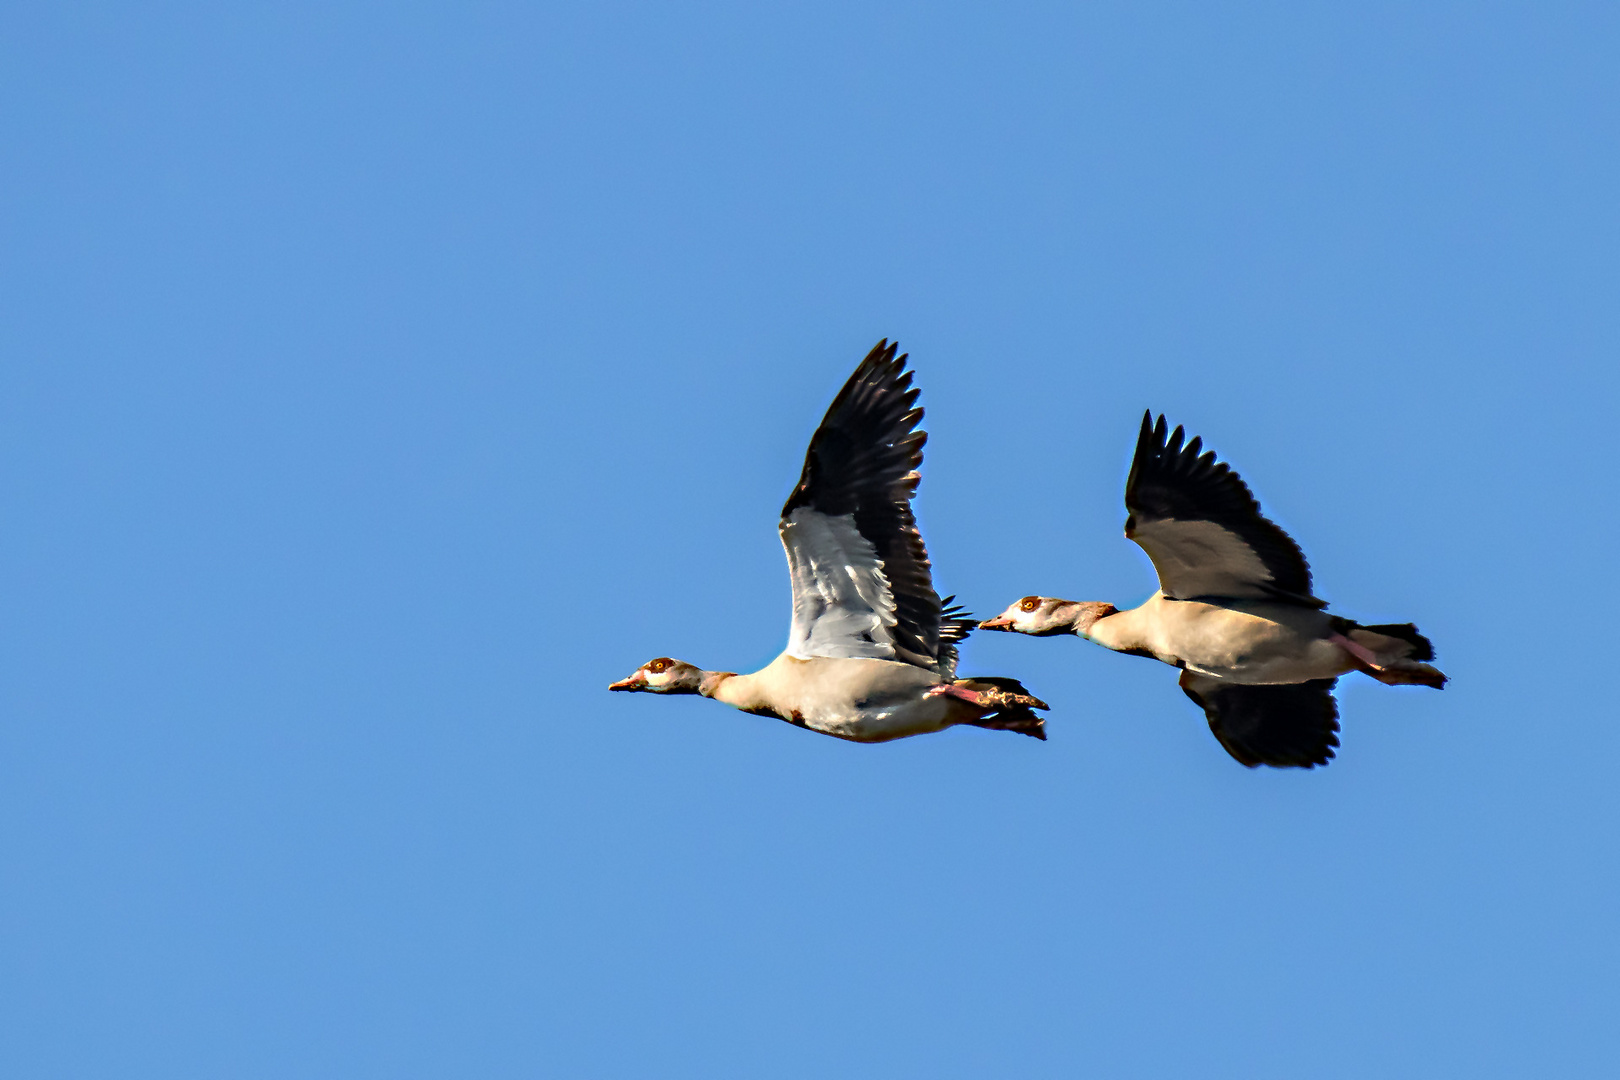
[608, 673, 646, 691]
[977, 615, 1016, 631]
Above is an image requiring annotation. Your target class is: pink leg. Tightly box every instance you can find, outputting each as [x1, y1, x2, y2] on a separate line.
[1329, 632, 1384, 669]
[1332, 632, 1447, 688]
[926, 683, 1050, 711]
[925, 683, 990, 705]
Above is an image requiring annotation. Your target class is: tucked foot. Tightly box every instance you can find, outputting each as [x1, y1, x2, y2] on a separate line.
[971, 710, 1047, 740]
[1330, 632, 1382, 668]
[1365, 662, 1448, 688]
[926, 679, 1051, 740]
[926, 682, 1050, 711]
[1329, 632, 1448, 688]
[979, 686, 1050, 711]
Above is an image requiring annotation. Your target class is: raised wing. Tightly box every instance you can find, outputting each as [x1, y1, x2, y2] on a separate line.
[1124, 412, 1323, 607]
[780, 340, 948, 670]
[1179, 672, 1341, 768]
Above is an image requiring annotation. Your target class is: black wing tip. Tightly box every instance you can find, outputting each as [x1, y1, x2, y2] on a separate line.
[1137, 412, 1273, 510]
[858, 337, 907, 379]
[843, 339, 921, 420]
[1130, 410, 1195, 480]
[1135, 410, 1200, 460]
[1137, 409, 1162, 448]
[1148, 410, 1174, 442]
[780, 339, 928, 519]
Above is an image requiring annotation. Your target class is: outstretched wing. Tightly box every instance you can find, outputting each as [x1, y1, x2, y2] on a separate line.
[1179, 672, 1341, 768]
[780, 340, 946, 671]
[1124, 412, 1323, 607]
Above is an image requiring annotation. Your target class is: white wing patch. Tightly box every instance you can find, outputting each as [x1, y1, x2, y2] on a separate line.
[1132, 518, 1277, 599]
[781, 507, 898, 661]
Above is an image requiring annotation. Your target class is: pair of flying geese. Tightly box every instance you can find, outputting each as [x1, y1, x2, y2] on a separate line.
[610, 341, 1446, 768]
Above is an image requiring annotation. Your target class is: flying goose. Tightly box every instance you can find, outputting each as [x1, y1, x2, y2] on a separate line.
[980, 412, 1446, 767]
[609, 341, 1049, 742]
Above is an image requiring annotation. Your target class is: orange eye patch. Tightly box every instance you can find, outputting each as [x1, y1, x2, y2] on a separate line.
[648, 658, 672, 673]
[1019, 597, 1039, 612]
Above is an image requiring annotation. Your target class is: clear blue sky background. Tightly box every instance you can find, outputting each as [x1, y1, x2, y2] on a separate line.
[3, 2, 1617, 1077]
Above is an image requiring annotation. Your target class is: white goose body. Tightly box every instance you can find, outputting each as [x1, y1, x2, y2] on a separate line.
[711, 654, 960, 742]
[1092, 592, 1354, 685]
[609, 341, 1049, 742]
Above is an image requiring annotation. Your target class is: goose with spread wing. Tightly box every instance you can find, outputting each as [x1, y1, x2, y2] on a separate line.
[610, 341, 1049, 742]
[980, 412, 1445, 767]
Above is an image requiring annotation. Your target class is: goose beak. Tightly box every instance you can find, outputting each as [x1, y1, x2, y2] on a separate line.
[608, 673, 646, 692]
[978, 615, 1015, 631]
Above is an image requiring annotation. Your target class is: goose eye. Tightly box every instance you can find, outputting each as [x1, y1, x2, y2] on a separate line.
[1019, 597, 1039, 613]
[649, 658, 671, 673]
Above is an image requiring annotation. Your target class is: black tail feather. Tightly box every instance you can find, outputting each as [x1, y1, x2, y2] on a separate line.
[1356, 622, 1435, 662]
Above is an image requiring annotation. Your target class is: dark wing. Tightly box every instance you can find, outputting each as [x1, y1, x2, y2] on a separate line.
[1179, 672, 1341, 768]
[934, 596, 976, 680]
[1124, 412, 1323, 607]
[779, 340, 944, 670]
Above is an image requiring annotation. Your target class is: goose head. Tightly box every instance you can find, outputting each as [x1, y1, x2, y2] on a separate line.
[608, 657, 707, 694]
[979, 597, 1118, 638]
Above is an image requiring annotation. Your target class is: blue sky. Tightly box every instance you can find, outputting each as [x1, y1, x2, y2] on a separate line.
[3, 2, 1617, 1076]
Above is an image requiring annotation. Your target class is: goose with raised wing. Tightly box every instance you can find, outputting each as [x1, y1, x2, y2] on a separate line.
[980, 412, 1445, 767]
[610, 341, 1048, 742]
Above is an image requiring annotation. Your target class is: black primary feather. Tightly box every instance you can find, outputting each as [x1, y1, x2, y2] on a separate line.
[1181, 677, 1342, 768]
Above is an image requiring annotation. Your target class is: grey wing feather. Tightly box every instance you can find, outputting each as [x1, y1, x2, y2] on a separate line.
[782, 506, 899, 660]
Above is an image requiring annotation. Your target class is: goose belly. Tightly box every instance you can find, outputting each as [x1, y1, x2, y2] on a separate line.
[726, 655, 956, 743]
[800, 695, 956, 743]
[1153, 601, 1353, 684]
